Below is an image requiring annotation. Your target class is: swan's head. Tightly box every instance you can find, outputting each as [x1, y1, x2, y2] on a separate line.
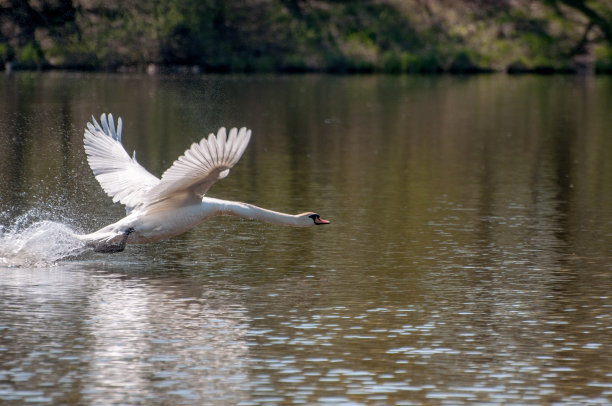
[298, 212, 330, 227]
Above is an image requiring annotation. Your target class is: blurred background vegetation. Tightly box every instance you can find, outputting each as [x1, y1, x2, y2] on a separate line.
[1, 0, 612, 74]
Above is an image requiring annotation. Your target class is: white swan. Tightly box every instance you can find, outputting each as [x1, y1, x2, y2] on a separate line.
[79, 114, 329, 253]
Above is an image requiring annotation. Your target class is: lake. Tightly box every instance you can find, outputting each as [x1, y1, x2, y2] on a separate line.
[1, 72, 611, 405]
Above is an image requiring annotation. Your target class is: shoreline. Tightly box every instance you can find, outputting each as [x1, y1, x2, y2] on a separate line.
[2, 63, 607, 76]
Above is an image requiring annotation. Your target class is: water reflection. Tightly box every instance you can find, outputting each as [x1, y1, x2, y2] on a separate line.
[84, 273, 249, 404]
[0, 264, 250, 404]
[0, 73, 611, 404]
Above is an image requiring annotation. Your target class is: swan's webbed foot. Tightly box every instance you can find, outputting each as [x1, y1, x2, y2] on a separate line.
[93, 228, 134, 253]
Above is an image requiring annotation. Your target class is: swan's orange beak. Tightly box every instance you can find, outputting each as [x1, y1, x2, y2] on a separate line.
[315, 217, 330, 225]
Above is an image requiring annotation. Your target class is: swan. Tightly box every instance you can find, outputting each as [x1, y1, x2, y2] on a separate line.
[79, 113, 329, 253]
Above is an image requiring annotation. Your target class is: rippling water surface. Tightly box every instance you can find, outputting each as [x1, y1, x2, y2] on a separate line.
[1, 73, 611, 404]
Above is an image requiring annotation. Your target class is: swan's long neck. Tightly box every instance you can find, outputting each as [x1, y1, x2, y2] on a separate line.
[203, 197, 306, 227]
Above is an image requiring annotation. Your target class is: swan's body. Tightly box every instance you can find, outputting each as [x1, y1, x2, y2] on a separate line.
[79, 114, 329, 253]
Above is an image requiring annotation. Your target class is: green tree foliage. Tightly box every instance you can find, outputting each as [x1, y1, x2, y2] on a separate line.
[1, 0, 612, 73]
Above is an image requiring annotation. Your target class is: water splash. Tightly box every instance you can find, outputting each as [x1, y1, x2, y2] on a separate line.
[0, 211, 87, 267]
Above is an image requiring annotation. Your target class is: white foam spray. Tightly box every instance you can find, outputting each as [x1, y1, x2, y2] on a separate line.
[0, 210, 88, 267]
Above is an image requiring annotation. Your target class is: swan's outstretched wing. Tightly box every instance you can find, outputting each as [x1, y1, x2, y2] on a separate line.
[145, 127, 251, 206]
[84, 114, 160, 212]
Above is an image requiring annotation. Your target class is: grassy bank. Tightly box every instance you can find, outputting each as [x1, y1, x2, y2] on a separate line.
[1, 0, 612, 74]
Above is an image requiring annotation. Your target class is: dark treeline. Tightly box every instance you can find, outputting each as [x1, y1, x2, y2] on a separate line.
[1, 0, 612, 74]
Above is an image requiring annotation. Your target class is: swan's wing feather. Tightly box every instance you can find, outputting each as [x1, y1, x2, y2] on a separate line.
[84, 114, 160, 211]
[145, 127, 251, 204]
